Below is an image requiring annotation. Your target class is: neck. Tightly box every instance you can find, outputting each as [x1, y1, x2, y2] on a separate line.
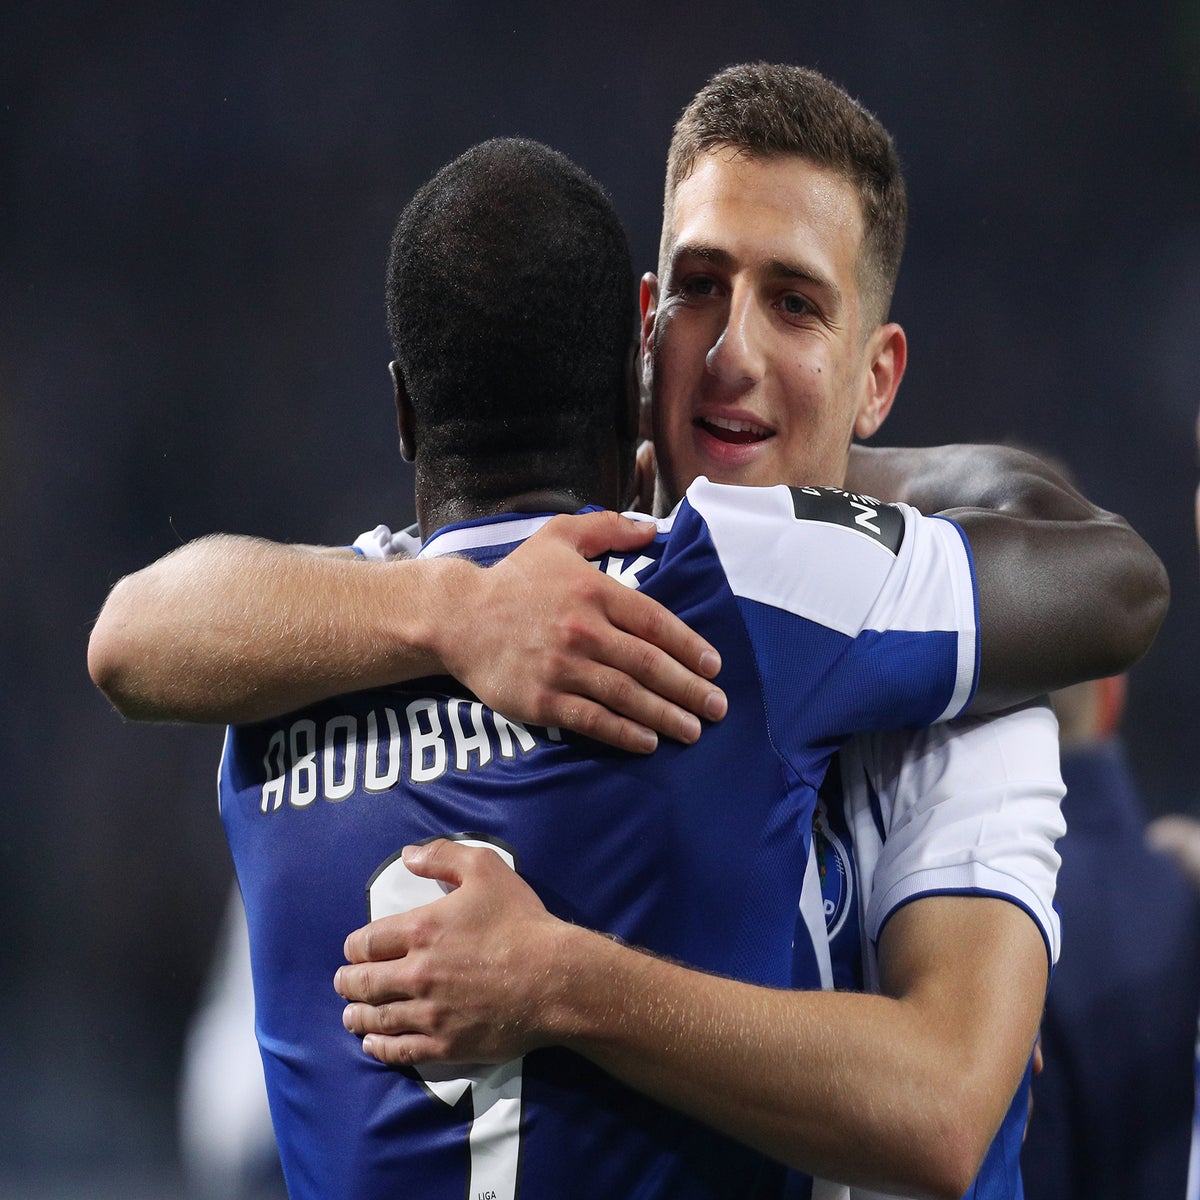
[417, 488, 597, 539]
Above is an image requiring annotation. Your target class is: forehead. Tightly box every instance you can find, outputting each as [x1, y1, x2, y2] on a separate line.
[666, 150, 865, 282]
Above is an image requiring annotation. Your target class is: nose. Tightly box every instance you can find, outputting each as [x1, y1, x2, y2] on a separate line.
[705, 286, 764, 390]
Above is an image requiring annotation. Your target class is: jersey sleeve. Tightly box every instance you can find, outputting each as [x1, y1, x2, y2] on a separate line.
[683, 477, 980, 734]
[843, 703, 1066, 974]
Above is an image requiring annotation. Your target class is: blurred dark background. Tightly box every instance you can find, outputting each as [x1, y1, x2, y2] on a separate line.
[3, 2, 1198, 1193]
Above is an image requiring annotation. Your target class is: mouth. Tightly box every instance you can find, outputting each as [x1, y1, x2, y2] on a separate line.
[695, 414, 774, 445]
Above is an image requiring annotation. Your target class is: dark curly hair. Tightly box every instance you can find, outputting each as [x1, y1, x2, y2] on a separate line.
[387, 138, 635, 509]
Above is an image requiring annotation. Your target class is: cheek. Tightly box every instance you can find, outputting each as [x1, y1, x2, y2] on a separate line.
[776, 358, 832, 421]
[649, 382, 682, 457]
[651, 340, 696, 421]
[657, 306, 713, 372]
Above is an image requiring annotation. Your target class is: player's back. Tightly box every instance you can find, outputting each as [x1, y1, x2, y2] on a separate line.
[220, 479, 978, 1199]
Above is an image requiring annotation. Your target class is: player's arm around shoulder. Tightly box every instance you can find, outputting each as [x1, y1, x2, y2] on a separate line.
[847, 442, 1169, 709]
[88, 514, 727, 752]
[87, 532, 458, 724]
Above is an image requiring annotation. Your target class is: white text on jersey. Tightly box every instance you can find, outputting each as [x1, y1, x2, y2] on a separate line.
[258, 700, 559, 814]
[594, 554, 656, 588]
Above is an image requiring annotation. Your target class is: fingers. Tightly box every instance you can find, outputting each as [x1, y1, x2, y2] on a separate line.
[343, 911, 411, 965]
[336, 959, 407, 1005]
[549, 510, 659, 560]
[343, 1003, 444, 1069]
[548, 515, 720, 692]
[342, 839, 476, 965]
[546, 695, 661, 755]
[545, 522, 728, 742]
[573, 587, 727, 744]
[479, 510, 727, 752]
[549, 655, 725, 752]
[362, 1033, 438, 1069]
[342, 997, 410, 1035]
[340, 996, 449, 1043]
[605, 584, 724, 689]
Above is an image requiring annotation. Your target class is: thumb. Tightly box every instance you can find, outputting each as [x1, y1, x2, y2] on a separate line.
[401, 837, 468, 888]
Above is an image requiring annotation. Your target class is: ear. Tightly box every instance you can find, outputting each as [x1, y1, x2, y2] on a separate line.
[854, 322, 907, 440]
[391, 360, 417, 462]
[638, 273, 659, 440]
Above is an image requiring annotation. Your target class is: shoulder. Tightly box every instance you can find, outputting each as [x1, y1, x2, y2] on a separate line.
[678, 477, 973, 637]
[841, 704, 1066, 961]
[683, 477, 905, 554]
[853, 704, 1064, 805]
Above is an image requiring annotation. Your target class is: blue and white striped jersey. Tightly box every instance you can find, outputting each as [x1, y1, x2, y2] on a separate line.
[220, 477, 979, 1200]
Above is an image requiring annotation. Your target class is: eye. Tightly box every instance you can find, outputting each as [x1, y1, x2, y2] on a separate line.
[779, 293, 814, 318]
[676, 274, 719, 300]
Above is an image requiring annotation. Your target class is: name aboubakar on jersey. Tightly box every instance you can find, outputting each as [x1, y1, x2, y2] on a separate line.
[256, 698, 561, 814]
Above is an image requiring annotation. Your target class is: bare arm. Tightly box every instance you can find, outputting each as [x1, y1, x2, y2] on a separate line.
[338, 840, 1044, 1200]
[89, 534, 449, 724]
[89, 443, 1164, 739]
[847, 443, 1169, 710]
[88, 513, 727, 752]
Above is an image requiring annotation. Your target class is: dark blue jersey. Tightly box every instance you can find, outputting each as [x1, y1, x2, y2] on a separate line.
[220, 479, 979, 1200]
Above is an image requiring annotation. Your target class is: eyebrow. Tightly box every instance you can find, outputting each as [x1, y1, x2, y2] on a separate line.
[670, 241, 843, 310]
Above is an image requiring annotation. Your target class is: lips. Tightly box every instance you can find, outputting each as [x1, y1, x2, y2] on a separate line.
[696, 414, 773, 445]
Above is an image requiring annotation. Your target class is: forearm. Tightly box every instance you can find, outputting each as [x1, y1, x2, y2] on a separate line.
[88, 534, 460, 723]
[545, 921, 1024, 1200]
[343, 844, 1043, 1198]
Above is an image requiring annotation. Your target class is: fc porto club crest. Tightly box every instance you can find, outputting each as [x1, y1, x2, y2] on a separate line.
[813, 799, 854, 940]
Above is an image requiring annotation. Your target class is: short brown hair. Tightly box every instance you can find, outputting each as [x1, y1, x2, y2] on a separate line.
[663, 63, 907, 326]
